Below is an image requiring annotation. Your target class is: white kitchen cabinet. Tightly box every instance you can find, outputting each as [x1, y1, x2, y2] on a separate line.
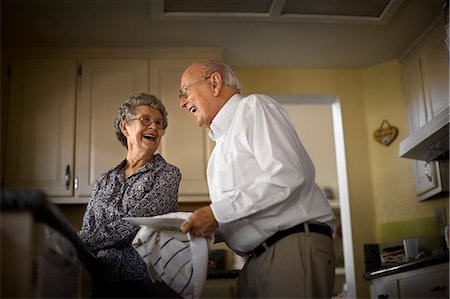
[370, 279, 399, 299]
[398, 264, 449, 298]
[418, 21, 449, 122]
[5, 59, 77, 197]
[400, 18, 449, 201]
[75, 58, 148, 197]
[4, 48, 221, 203]
[369, 262, 449, 299]
[5, 57, 147, 201]
[150, 59, 214, 200]
[412, 160, 448, 201]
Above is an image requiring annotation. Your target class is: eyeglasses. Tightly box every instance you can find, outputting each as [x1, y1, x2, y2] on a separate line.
[179, 76, 211, 100]
[128, 115, 166, 130]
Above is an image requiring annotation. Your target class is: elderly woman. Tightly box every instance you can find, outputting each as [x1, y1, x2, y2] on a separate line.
[78, 93, 182, 298]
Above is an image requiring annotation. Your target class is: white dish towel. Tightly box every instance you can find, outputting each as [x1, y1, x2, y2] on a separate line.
[132, 212, 214, 299]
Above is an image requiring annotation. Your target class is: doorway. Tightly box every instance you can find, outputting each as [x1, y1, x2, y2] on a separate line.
[273, 95, 355, 298]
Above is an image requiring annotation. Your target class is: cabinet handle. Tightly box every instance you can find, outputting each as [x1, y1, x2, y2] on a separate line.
[424, 161, 432, 182]
[65, 165, 71, 190]
[74, 177, 79, 190]
[429, 285, 446, 292]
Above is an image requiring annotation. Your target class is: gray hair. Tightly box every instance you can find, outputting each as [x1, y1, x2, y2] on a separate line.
[201, 60, 242, 92]
[114, 93, 168, 148]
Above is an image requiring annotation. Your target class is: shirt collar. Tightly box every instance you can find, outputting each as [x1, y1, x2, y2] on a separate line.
[209, 93, 242, 141]
[113, 154, 164, 177]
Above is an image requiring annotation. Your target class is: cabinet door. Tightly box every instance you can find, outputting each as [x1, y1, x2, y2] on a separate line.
[401, 52, 445, 201]
[399, 267, 449, 298]
[5, 59, 77, 196]
[150, 59, 214, 197]
[401, 54, 427, 132]
[75, 59, 148, 197]
[419, 21, 449, 122]
[412, 160, 446, 201]
[400, 20, 449, 201]
[370, 279, 398, 299]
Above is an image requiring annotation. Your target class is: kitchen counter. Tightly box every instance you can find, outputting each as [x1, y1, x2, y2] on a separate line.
[364, 251, 449, 280]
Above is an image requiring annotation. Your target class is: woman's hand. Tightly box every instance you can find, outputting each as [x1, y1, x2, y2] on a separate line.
[181, 206, 218, 237]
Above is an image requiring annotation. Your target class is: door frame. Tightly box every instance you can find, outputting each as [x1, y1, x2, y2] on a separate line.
[273, 94, 355, 298]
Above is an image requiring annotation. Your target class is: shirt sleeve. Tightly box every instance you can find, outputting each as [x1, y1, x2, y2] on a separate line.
[77, 175, 107, 251]
[211, 96, 315, 223]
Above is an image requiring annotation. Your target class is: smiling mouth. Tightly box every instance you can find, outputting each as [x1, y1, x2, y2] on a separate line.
[143, 133, 156, 141]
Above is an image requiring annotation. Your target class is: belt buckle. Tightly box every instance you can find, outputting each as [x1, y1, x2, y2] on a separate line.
[248, 242, 269, 258]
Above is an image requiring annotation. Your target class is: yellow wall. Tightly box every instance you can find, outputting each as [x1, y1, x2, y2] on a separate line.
[362, 60, 449, 264]
[235, 61, 449, 298]
[361, 60, 449, 224]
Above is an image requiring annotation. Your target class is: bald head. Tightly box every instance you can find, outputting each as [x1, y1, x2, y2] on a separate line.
[183, 60, 241, 93]
[179, 60, 241, 129]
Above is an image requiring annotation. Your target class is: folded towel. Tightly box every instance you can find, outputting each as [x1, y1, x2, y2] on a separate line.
[132, 212, 214, 299]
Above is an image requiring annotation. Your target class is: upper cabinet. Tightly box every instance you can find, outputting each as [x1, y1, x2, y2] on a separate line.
[5, 59, 78, 197]
[400, 18, 449, 200]
[150, 59, 214, 199]
[417, 20, 449, 123]
[75, 59, 149, 197]
[402, 18, 449, 132]
[3, 48, 221, 203]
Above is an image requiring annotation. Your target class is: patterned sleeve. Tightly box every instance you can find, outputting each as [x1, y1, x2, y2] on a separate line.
[77, 174, 105, 251]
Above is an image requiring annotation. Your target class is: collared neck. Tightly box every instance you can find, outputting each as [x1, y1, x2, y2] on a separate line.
[209, 93, 242, 141]
[114, 154, 164, 178]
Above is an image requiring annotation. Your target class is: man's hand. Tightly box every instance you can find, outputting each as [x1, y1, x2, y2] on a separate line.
[181, 206, 218, 237]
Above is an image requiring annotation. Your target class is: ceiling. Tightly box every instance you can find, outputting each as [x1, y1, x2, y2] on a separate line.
[1, 0, 446, 68]
[152, 0, 400, 24]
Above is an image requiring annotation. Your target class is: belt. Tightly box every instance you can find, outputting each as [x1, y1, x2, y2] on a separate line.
[248, 222, 333, 258]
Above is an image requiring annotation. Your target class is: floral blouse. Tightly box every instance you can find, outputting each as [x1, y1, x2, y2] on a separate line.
[78, 154, 181, 281]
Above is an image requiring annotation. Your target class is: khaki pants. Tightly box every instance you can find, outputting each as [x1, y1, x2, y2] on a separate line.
[237, 226, 335, 298]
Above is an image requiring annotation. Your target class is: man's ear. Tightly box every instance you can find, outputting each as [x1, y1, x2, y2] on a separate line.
[210, 72, 222, 96]
[119, 121, 129, 137]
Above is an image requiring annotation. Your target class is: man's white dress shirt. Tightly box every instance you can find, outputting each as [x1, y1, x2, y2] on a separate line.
[208, 93, 336, 255]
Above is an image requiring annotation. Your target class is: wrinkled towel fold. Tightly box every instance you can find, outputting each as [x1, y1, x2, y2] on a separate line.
[132, 212, 214, 299]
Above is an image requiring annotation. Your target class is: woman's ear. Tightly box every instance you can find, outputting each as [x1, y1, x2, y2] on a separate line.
[119, 120, 129, 137]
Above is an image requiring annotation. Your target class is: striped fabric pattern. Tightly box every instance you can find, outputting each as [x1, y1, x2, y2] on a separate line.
[132, 212, 213, 299]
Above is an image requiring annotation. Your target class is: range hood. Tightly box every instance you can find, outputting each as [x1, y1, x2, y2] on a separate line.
[399, 106, 449, 161]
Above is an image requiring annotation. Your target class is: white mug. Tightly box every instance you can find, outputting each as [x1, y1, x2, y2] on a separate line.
[403, 238, 419, 261]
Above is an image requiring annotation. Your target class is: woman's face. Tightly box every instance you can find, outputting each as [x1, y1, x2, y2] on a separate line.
[121, 105, 165, 155]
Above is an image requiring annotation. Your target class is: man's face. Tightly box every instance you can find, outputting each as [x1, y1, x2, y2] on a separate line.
[179, 66, 216, 128]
